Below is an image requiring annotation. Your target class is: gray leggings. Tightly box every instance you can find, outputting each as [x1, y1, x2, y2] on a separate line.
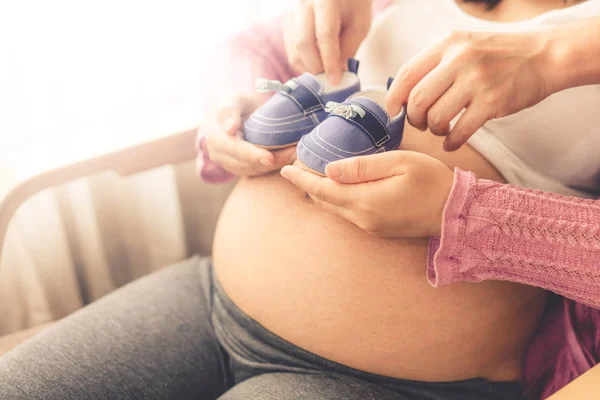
[0, 257, 521, 399]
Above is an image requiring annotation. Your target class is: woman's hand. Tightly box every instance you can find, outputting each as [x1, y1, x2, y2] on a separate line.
[386, 30, 556, 151]
[199, 91, 297, 177]
[280, 151, 454, 237]
[283, 0, 372, 85]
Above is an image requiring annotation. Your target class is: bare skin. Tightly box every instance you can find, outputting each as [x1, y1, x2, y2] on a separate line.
[460, 0, 586, 23]
[208, 0, 590, 384]
[214, 122, 547, 382]
[386, 0, 595, 150]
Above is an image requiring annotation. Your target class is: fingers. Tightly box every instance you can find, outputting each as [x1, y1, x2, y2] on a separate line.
[339, 2, 371, 64]
[443, 103, 490, 152]
[206, 130, 297, 174]
[325, 152, 410, 183]
[426, 84, 470, 137]
[207, 151, 253, 176]
[406, 63, 454, 131]
[280, 164, 352, 206]
[215, 93, 259, 135]
[385, 42, 444, 117]
[308, 195, 356, 222]
[207, 133, 273, 166]
[286, 0, 361, 85]
[216, 109, 241, 137]
[296, 6, 325, 75]
[340, 26, 368, 66]
[208, 139, 296, 176]
[272, 146, 298, 168]
[314, 0, 343, 84]
[204, 90, 298, 176]
[284, 11, 308, 74]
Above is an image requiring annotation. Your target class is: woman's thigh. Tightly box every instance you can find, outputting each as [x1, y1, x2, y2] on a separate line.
[0, 256, 228, 400]
[218, 373, 405, 400]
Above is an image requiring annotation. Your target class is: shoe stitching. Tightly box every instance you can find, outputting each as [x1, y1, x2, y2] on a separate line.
[244, 125, 314, 135]
[248, 115, 310, 127]
[299, 137, 330, 163]
[280, 91, 309, 116]
[298, 75, 324, 94]
[348, 93, 392, 124]
[273, 79, 326, 116]
[336, 117, 379, 148]
[303, 104, 325, 114]
[300, 81, 325, 107]
[349, 101, 391, 145]
[280, 92, 324, 116]
[307, 134, 344, 160]
[294, 79, 326, 111]
[378, 137, 402, 153]
[308, 113, 320, 125]
[253, 111, 305, 121]
[315, 111, 329, 124]
[314, 125, 374, 154]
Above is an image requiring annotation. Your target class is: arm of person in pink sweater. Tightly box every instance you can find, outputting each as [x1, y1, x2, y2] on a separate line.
[428, 168, 600, 308]
[197, 0, 392, 183]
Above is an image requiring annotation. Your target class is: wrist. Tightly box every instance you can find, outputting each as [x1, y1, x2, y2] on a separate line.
[533, 29, 569, 96]
[543, 28, 573, 93]
[430, 169, 454, 237]
[542, 18, 600, 93]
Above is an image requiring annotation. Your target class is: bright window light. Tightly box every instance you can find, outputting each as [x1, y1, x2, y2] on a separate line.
[0, 0, 292, 178]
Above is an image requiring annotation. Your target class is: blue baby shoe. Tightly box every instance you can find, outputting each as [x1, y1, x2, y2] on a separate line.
[297, 79, 406, 176]
[243, 59, 361, 149]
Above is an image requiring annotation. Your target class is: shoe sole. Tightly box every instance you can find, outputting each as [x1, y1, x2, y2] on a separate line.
[296, 142, 403, 178]
[296, 159, 326, 177]
[253, 141, 299, 151]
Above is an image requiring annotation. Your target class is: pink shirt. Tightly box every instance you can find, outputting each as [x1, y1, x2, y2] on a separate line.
[196, 3, 600, 398]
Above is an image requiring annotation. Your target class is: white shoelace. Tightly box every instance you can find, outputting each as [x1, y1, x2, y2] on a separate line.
[325, 101, 366, 119]
[255, 78, 298, 93]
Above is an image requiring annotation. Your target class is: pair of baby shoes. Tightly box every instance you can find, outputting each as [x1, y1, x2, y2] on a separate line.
[243, 59, 406, 176]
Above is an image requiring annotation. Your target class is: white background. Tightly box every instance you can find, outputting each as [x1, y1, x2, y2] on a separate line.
[0, 0, 292, 177]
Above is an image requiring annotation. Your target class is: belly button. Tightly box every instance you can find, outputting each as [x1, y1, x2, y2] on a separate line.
[303, 192, 315, 203]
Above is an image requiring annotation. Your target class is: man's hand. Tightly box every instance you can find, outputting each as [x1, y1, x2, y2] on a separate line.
[280, 151, 454, 238]
[386, 30, 554, 151]
[283, 0, 372, 85]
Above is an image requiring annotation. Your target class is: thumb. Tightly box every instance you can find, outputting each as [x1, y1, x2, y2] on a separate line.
[385, 42, 442, 117]
[219, 112, 242, 137]
[216, 93, 258, 136]
[325, 152, 406, 183]
[271, 146, 298, 168]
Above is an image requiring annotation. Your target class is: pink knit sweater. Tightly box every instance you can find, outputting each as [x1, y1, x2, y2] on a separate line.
[196, 3, 600, 398]
[428, 169, 600, 309]
[428, 170, 600, 399]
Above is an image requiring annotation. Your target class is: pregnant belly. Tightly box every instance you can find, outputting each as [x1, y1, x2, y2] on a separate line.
[213, 128, 547, 383]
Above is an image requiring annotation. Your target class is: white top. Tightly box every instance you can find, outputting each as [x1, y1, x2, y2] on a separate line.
[356, 0, 600, 198]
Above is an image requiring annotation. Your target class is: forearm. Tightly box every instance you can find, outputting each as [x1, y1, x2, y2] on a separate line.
[428, 169, 600, 309]
[546, 16, 600, 92]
